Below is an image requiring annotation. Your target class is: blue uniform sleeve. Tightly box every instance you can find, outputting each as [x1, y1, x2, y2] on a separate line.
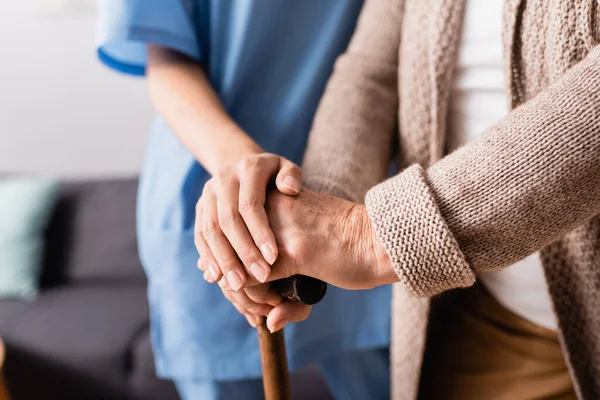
[96, 0, 201, 76]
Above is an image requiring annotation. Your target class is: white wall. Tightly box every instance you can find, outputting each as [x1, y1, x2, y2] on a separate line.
[0, 2, 153, 178]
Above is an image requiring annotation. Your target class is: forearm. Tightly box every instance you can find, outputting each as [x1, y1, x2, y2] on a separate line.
[147, 45, 262, 174]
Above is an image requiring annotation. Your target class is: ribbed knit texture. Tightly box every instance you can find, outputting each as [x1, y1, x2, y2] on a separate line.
[365, 165, 475, 297]
[302, 0, 600, 399]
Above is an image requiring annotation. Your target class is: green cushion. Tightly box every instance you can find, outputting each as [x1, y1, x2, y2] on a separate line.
[0, 177, 59, 299]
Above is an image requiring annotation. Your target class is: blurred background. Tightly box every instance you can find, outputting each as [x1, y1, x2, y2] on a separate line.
[0, 3, 331, 400]
[0, 2, 175, 400]
[0, 0, 151, 178]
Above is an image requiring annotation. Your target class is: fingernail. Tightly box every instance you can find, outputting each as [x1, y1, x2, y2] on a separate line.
[260, 244, 277, 265]
[203, 270, 210, 281]
[218, 278, 230, 290]
[282, 176, 301, 194]
[269, 317, 287, 333]
[208, 264, 219, 281]
[250, 262, 269, 283]
[227, 270, 244, 291]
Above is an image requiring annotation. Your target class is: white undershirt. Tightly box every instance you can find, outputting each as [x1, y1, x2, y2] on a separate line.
[448, 0, 557, 330]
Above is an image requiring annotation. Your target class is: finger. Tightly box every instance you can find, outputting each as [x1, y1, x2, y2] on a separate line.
[218, 277, 230, 290]
[238, 168, 279, 266]
[262, 255, 298, 284]
[229, 289, 273, 316]
[216, 179, 271, 284]
[194, 198, 221, 283]
[222, 288, 261, 328]
[245, 285, 283, 307]
[202, 193, 247, 290]
[275, 159, 302, 196]
[196, 237, 220, 283]
[194, 199, 206, 272]
[266, 302, 312, 333]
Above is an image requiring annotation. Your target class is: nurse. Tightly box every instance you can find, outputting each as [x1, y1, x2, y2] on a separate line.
[96, 1, 391, 399]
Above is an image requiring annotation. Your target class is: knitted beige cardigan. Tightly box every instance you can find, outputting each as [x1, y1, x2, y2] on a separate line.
[303, 0, 600, 399]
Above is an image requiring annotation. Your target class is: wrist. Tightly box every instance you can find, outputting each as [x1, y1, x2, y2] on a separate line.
[218, 130, 264, 167]
[202, 127, 264, 173]
[350, 204, 397, 288]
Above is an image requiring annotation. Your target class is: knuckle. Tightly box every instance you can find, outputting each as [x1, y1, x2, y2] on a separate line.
[239, 157, 258, 170]
[236, 245, 258, 263]
[217, 256, 241, 272]
[255, 153, 277, 169]
[202, 219, 220, 238]
[214, 169, 233, 185]
[218, 209, 239, 230]
[238, 199, 260, 216]
[261, 153, 277, 161]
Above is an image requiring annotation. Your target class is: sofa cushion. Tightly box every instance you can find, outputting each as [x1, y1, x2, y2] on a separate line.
[0, 299, 29, 329]
[0, 177, 59, 298]
[0, 283, 149, 383]
[43, 178, 145, 285]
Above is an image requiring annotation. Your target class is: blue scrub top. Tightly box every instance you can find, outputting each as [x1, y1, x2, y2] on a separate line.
[97, 0, 391, 381]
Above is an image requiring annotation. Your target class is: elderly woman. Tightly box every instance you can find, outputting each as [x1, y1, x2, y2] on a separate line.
[198, 0, 600, 399]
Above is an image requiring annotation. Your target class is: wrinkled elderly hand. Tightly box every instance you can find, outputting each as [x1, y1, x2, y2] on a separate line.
[227, 188, 397, 331]
[264, 189, 393, 289]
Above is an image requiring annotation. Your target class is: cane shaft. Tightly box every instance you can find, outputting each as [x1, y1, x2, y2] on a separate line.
[258, 317, 291, 400]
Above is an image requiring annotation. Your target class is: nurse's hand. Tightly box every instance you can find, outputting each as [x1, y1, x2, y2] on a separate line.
[230, 283, 313, 332]
[220, 284, 291, 329]
[195, 153, 303, 291]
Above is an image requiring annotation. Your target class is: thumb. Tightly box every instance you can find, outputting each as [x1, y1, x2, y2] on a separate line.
[264, 256, 297, 283]
[266, 301, 312, 332]
[275, 158, 302, 196]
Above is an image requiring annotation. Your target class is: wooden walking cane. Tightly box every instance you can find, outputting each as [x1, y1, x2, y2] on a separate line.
[258, 275, 327, 400]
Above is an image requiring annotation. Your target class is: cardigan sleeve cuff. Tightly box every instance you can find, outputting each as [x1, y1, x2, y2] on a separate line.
[365, 165, 476, 297]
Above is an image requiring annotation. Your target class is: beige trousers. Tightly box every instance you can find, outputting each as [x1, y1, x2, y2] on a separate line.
[419, 286, 576, 400]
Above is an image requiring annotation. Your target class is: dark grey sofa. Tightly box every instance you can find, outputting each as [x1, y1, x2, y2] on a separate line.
[0, 177, 331, 400]
[0, 178, 178, 400]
